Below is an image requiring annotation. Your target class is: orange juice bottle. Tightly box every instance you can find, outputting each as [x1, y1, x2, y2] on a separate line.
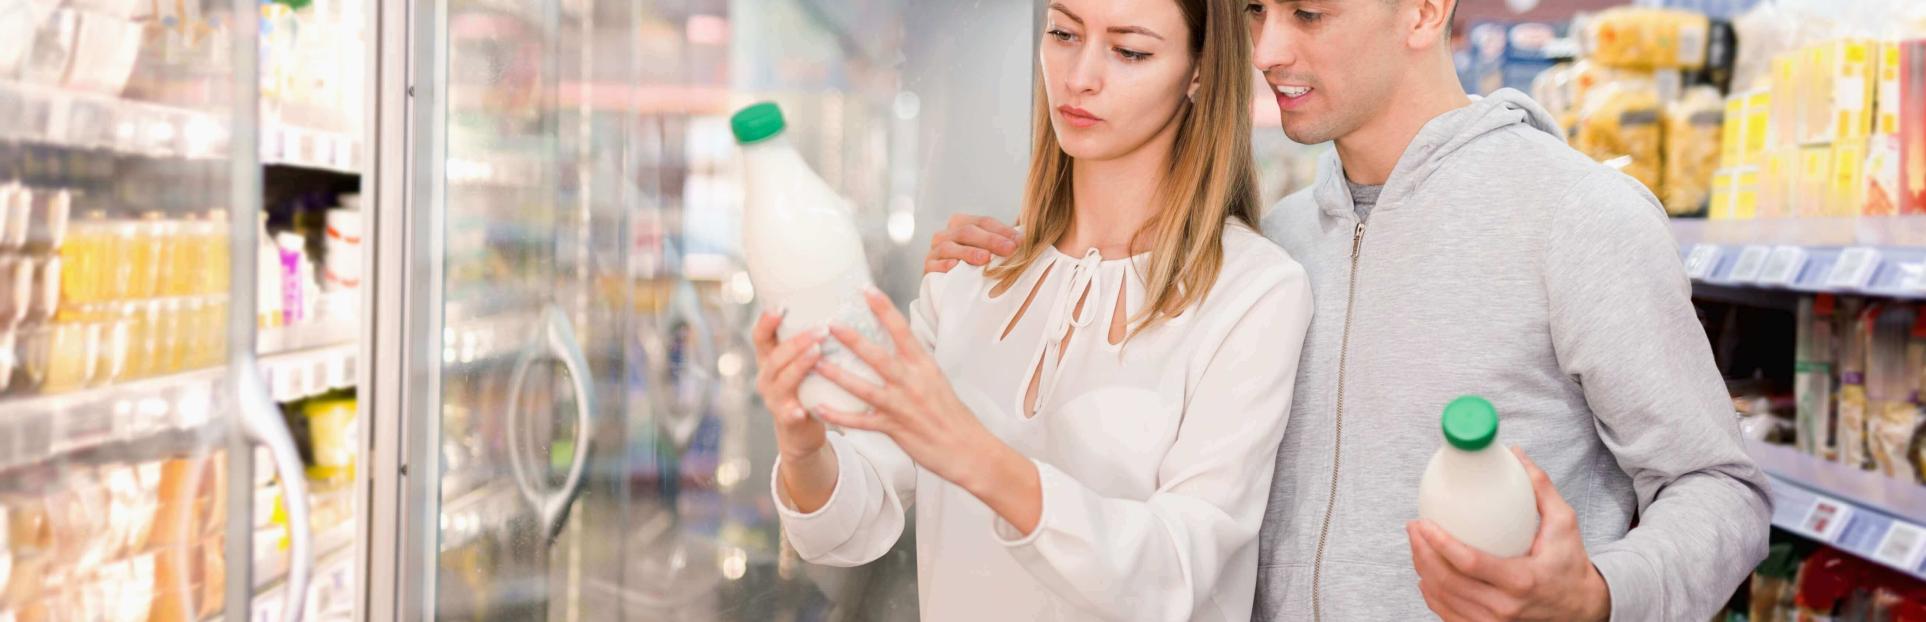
[129, 212, 166, 301]
[204, 210, 230, 295]
[104, 219, 140, 305]
[59, 211, 108, 308]
[167, 215, 200, 297]
[120, 302, 149, 380]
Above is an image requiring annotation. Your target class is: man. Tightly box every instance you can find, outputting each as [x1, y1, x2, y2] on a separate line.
[923, 0, 1771, 619]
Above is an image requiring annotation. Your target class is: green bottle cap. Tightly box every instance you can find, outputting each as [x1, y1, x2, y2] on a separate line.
[1441, 395, 1499, 451]
[730, 102, 786, 145]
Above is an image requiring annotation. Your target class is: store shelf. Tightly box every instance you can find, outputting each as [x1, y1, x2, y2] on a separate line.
[0, 79, 360, 175]
[261, 123, 361, 175]
[1673, 217, 1926, 299]
[0, 79, 229, 159]
[0, 323, 360, 472]
[218, 520, 358, 622]
[1748, 440, 1926, 581]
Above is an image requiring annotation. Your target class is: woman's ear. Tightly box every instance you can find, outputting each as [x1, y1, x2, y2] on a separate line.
[1187, 68, 1200, 102]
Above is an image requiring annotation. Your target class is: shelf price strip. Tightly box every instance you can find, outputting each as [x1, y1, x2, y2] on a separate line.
[1824, 247, 1882, 291]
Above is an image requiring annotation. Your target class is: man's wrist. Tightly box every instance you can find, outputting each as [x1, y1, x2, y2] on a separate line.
[1578, 562, 1613, 621]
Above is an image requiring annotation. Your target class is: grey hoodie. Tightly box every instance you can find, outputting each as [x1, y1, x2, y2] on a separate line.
[1255, 90, 1771, 621]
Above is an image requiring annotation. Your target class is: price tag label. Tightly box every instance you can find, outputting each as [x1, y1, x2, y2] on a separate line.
[1801, 496, 1856, 542]
[1727, 246, 1771, 283]
[1874, 522, 1926, 570]
[1760, 246, 1809, 287]
[1825, 247, 1882, 290]
[333, 135, 355, 172]
[253, 590, 284, 622]
[1906, 262, 1926, 292]
[1684, 244, 1722, 280]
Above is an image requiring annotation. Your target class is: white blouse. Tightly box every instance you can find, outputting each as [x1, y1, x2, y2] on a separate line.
[773, 223, 1314, 621]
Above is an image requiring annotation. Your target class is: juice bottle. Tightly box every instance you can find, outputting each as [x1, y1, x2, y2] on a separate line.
[121, 301, 152, 380]
[733, 102, 884, 413]
[1417, 395, 1541, 557]
[127, 211, 168, 300]
[104, 218, 140, 305]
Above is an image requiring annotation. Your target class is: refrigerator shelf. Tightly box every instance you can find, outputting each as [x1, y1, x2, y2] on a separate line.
[0, 79, 359, 174]
[0, 326, 360, 472]
[1748, 440, 1926, 581]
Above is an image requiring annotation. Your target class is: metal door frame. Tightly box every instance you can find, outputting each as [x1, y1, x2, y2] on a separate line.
[365, 0, 447, 619]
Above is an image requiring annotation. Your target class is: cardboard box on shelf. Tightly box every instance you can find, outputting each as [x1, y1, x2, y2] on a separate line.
[1798, 145, 1834, 217]
[1831, 138, 1867, 217]
[1771, 55, 1800, 150]
[1878, 41, 1902, 137]
[1866, 134, 1902, 216]
[1824, 39, 1878, 143]
[1736, 168, 1760, 219]
[1721, 94, 1745, 169]
[1744, 90, 1772, 166]
[1903, 40, 1926, 215]
[1761, 148, 1796, 219]
[1709, 169, 1735, 219]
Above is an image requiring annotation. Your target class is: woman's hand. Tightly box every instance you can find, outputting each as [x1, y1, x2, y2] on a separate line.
[751, 310, 836, 512]
[812, 288, 1042, 533]
[925, 214, 1018, 274]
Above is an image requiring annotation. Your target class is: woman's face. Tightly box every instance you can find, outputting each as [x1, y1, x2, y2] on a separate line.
[1039, 0, 1195, 162]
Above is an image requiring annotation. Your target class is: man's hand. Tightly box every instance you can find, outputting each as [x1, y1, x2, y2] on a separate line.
[924, 214, 1018, 274]
[1407, 447, 1612, 622]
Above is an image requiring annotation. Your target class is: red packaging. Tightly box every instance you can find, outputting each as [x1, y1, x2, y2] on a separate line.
[1903, 40, 1926, 214]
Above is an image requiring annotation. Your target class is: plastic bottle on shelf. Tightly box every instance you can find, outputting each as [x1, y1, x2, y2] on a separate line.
[732, 102, 884, 414]
[276, 231, 307, 327]
[1417, 395, 1541, 558]
[256, 217, 282, 329]
[1797, 296, 1838, 457]
[322, 194, 361, 293]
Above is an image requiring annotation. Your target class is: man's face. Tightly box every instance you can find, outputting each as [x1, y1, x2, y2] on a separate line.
[1248, 0, 1408, 145]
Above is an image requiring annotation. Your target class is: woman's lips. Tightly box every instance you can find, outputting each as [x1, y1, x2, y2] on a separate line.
[1057, 105, 1102, 128]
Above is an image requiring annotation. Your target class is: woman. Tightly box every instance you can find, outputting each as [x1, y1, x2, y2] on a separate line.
[750, 0, 1311, 619]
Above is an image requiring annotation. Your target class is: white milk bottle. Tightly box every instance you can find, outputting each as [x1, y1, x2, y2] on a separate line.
[1417, 395, 1540, 557]
[734, 102, 885, 413]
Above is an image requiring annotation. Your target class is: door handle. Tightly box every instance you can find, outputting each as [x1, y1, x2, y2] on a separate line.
[505, 305, 597, 543]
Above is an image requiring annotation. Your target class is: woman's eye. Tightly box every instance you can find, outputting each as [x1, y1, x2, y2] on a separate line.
[1245, 3, 1265, 18]
[1294, 9, 1322, 23]
[1047, 28, 1077, 43]
[1116, 48, 1150, 62]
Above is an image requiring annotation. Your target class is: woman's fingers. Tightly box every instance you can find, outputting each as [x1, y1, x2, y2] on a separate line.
[751, 309, 783, 357]
[757, 328, 822, 389]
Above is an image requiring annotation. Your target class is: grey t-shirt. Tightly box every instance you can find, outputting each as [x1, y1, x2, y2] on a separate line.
[1346, 176, 1382, 222]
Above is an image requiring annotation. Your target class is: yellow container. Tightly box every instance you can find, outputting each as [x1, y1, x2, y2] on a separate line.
[1831, 138, 1867, 217]
[1878, 41, 1903, 137]
[1736, 169, 1761, 220]
[1771, 55, 1801, 149]
[1709, 169, 1735, 219]
[1744, 90, 1773, 166]
[1798, 146, 1834, 216]
[1720, 94, 1746, 168]
[1761, 148, 1796, 218]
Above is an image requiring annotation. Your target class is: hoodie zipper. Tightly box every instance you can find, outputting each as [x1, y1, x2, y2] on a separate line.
[1312, 219, 1367, 622]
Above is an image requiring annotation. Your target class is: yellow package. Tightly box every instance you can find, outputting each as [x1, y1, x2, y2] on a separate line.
[1831, 139, 1867, 217]
[1878, 41, 1903, 136]
[1720, 94, 1745, 168]
[1574, 79, 1664, 194]
[1771, 55, 1801, 150]
[1736, 168, 1760, 220]
[1744, 90, 1772, 165]
[1586, 7, 1711, 71]
[1709, 169, 1735, 219]
[1865, 134, 1901, 216]
[1830, 39, 1877, 142]
[1798, 146, 1833, 217]
[1663, 87, 1725, 216]
[1761, 148, 1796, 218]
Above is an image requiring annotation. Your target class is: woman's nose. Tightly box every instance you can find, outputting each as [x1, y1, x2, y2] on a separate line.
[1066, 43, 1104, 94]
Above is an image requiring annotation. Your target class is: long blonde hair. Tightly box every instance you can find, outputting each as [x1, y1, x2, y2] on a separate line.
[987, 0, 1259, 340]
